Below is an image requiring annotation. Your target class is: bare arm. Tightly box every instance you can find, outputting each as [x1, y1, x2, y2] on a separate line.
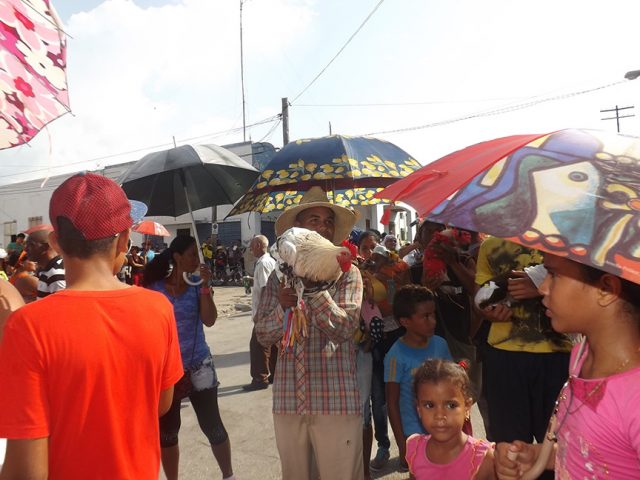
[0, 280, 25, 342]
[0, 438, 48, 480]
[386, 382, 407, 462]
[495, 441, 555, 479]
[13, 275, 37, 302]
[198, 264, 217, 327]
[158, 386, 174, 417]
[476, 445, 497, 480]
[398, 241, 420, 259]
[199, 290, 218, 327]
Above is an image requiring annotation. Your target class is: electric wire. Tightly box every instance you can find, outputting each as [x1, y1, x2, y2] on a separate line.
[294, 97, 532, 107]
[0, 115, 281, 189]
[291, 0, 386, 103]
[361, 78, 628, 136]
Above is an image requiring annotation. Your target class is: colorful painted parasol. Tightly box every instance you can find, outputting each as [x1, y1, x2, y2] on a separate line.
[0, 0, 70, 149]
[376, 129, 640, 285]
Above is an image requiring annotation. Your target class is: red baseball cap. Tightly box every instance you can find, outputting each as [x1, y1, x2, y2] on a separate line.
[50, 173, 148, 240]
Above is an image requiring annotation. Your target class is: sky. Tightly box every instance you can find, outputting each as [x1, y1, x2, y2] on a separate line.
[1, 0, 640, 186]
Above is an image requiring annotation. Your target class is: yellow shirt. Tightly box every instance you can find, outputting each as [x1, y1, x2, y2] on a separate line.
[475, 237, 571, 353]
[201, 244, 213, 260]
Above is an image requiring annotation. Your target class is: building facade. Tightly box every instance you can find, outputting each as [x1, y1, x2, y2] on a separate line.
[0, 141, 418, 257]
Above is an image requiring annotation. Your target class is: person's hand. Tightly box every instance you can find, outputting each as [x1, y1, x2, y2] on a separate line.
[199, 263, 212, 284]
[507, 271, 540, 300]
[423, 272, 446, 290]
[481, 303, 513, 322]
[278, 283, 298, 310]
[431, 242, 459, 265]
[495, 441, 538, 479]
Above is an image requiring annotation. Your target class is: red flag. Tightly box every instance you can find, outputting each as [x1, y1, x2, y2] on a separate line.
[380, 205, 392, 225]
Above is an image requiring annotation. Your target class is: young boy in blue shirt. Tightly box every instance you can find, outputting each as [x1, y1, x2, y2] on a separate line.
[384, 284, 452, 469]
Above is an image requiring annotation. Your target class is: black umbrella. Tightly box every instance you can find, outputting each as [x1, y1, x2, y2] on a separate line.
[118, 144, 259, 281]
[119, 144, 259, 216]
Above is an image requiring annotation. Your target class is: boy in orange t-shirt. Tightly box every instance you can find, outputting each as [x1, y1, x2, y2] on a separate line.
[0, 173, 183, 479]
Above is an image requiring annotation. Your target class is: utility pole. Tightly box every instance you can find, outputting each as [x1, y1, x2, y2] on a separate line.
[600, 105, 635, 133]
[281, 97, 289, 145]
[240, 0, 247, 141]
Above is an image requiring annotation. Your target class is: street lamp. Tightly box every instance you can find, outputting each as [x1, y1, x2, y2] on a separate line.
[625, 70, 640, 80]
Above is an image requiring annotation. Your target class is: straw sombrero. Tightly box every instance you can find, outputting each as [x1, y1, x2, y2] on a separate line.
[274, 187, 359, 245]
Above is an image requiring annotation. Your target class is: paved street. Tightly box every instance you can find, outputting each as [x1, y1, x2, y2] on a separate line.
[164, 286, 485, 480]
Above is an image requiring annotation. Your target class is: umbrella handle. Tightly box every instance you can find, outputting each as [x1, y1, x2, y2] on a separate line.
[183, 271, 204, 286]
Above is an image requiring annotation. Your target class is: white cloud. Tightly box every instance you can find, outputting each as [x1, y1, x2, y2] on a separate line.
[0, 0, 313, 184]
[1, 0, 640, 188]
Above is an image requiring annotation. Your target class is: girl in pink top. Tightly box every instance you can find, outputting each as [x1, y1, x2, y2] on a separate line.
[495, 254, 640, 479]
[406, 359, 495, 479]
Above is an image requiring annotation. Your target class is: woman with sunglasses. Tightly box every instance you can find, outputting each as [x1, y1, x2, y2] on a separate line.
[495, 254, 640, 478]
[143, 235, 235, 480]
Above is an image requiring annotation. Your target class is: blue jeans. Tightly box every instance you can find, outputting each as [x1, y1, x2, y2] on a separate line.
[370, 327, 404, 450]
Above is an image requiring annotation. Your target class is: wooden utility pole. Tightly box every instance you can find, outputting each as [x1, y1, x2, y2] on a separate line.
[240, 0, 247, 141]
[282, 97, 289, 145]
[600, 105, 635, 133]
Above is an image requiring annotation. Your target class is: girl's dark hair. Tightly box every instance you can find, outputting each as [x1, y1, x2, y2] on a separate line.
[143, 235, 196, 286]
[578, 263, 640, 313]
[357, 230, 380, 248]
[413, 358, 474, 401]
[392, 284, 434, 320]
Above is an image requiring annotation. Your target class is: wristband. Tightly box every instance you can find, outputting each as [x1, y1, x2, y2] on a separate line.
[200, 286, 211, 295]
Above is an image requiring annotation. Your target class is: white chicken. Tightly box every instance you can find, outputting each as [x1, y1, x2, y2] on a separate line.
[271, 227, 353, 351]
[272, 227, 353, 284]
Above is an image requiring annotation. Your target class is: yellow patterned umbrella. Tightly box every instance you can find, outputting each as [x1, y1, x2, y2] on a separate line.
[229, 187, 389, 215]
[227, 135, 421, 216]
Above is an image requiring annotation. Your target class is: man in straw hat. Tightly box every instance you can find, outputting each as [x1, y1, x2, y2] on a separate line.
[256, 186, 364, 480]
[0, 173, 183, 479]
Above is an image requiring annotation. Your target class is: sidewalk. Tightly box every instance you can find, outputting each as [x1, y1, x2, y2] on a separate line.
[163, 286, 485, 479]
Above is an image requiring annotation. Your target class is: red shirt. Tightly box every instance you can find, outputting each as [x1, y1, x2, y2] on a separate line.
[0, 287, 183, 479]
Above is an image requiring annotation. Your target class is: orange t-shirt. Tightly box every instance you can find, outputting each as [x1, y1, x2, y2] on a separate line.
[0, 286, 183, 479]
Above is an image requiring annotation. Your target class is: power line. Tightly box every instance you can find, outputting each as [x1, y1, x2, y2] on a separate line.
[258, 118, 282, 143]
[361, 78, 628, 137]
[291, 0, 386, 103]
[294, 97, 531, 107]
[0, 115, 281, 183]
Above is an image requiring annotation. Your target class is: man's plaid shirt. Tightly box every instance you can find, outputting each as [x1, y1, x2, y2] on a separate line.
[256, 265, 363, 415]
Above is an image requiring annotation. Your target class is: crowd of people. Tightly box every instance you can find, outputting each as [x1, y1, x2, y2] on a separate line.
[202, 239, 246, 285]
[0, 177, 638, 479]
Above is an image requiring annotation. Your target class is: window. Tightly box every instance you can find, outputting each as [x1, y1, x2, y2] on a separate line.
[28, 216, 43, 228]
[3, 221, 16, 248]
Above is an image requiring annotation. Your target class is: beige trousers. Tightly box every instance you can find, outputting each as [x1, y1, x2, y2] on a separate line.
[273, 413, 364, 480]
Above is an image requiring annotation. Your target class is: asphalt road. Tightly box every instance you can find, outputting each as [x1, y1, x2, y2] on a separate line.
[161, 286, 485, 480]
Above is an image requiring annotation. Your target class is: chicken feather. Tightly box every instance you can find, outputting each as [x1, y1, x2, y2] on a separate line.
[272, 227, 352, 284]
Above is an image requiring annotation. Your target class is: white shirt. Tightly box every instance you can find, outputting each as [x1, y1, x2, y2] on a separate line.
[252, 252, 277, 321]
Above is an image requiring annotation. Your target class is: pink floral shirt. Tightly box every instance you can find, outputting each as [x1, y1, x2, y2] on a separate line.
[555, 342, 640, 478]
